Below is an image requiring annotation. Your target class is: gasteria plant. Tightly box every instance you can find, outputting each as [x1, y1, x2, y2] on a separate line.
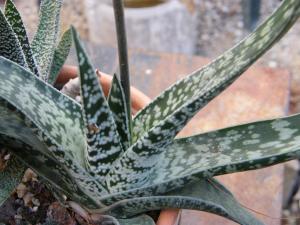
[0, 0, 300, 224]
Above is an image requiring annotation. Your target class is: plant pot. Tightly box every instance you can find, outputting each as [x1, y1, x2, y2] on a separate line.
[56, 65, 180, 225]
[124, 0, 167, 8]
[156, 209, 180, 225]
[56, 65, 151, 114]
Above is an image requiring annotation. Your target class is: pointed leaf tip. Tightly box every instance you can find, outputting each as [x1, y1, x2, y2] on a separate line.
[108, 74, 131, 150]
[72, 29, 124, 179]
[4, 0, 39, 76]
[31, 0, 63, 80]
[48, 28, 72, 84]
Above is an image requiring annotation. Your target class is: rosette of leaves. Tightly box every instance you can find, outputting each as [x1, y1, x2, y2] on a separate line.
[1, 0, 300, 224]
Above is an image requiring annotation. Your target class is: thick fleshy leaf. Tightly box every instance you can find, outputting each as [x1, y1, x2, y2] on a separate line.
[100, 179, 263, 225]
[147, 114, 300, 186]
[132, 0, 300, 143]
[102, 114, 300, 205]
[72, 28, 123, 179]
[4, 0, 39, 75]
[48, 28, 72, 84]
[108, 74, 131, 150]
[101, 173, 199, 209]
[31, 0, 62, 80]
[0, 8, 26, 67]
[0, 155, 25, 206]
[0, 56, 85, 165]
[102, 114, 300, 206]
[118, 214, 155, 225]
[0, 57, 110, 202]
[0, 101, 105, 209]
[108, 0, 300, 191]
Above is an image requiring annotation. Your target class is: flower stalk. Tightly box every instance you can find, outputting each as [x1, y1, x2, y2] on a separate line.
[112, 0, 132, 139]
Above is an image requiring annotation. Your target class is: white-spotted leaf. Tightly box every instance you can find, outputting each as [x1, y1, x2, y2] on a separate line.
[48, 28, 72, 84]
[108, 74, 131, 150]
[0, 8, 26, 67]
[148, 114, 300, 186]
[4, 0, 39, 75]
[72, 28, 123, 179]
[31, 0, 62, 80]
[0, 57, 110, 207]
[0, 100, 103, 208]
[107, 0, 300, 192]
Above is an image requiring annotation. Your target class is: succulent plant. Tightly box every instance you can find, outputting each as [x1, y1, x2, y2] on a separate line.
[1, 0, 300, 224]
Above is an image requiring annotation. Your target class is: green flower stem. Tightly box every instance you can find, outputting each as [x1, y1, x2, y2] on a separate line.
[112, 0, 132, 142]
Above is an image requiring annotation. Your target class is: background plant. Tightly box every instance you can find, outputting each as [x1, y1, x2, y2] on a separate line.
[0, 0, 300, 224]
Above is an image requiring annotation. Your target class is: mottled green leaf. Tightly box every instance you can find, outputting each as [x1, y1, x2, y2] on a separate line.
[48, 28, 72, 84]
[0, 101, 105, 209]
[108, 0, 300, 191]
[102, 113, 300, 205]
[133, 0, 300, 142]
[0, 56, 85, 165]
[0, 57, 110, 204]
[102, 179, 263, 225]
[148, 114, 300, 186]
[31, 0, 62, 80]
[72, 28, 123, 179]
[0, 8, 26, 67]
[108, 74, 131, 150]
[0, 155, 25, 206]
[118, 214, 155, 225]
[4, 0, 39, 75]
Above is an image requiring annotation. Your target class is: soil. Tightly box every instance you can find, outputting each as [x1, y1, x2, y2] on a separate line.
[0, 168, 91, 225]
